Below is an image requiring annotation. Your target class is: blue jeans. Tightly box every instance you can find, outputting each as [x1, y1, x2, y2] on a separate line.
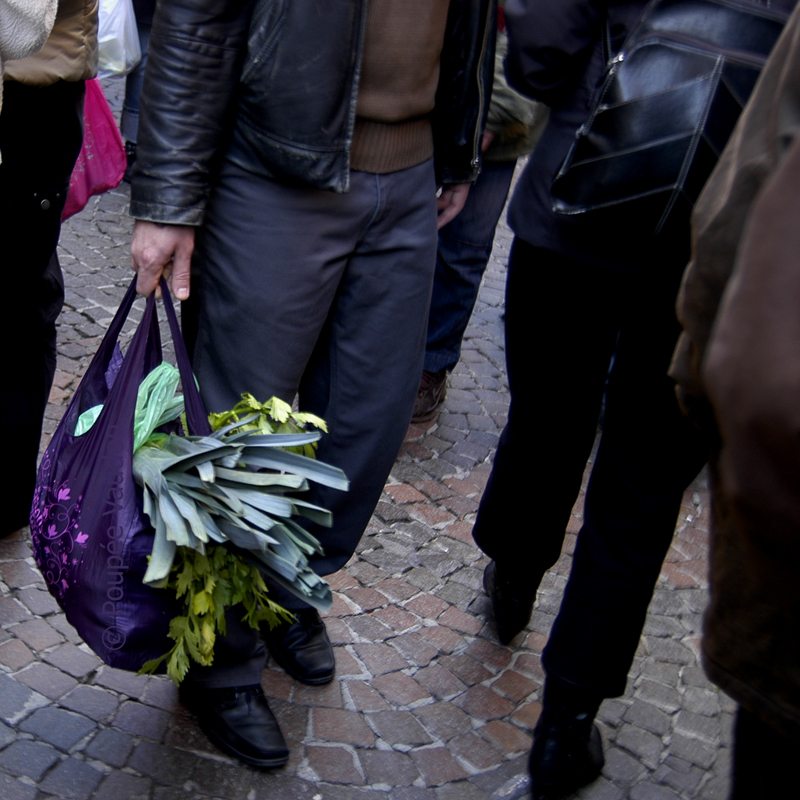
[423, 159, 517, 373]
[120, 24, 152, 143]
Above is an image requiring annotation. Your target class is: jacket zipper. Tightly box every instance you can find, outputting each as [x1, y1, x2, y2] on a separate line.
[471, 0, 494, 169]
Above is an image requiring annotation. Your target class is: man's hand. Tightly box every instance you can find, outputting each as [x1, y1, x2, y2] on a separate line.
[437, 182, 471, 229]
[131, 220, 195, 299]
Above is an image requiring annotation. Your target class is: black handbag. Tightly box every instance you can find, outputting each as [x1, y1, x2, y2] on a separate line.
[551, 0, 794, 234]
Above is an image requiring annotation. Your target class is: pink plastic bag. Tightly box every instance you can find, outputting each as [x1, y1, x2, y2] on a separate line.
[62, 79, 127, 221]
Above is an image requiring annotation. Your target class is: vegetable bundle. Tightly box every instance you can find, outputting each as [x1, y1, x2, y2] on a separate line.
[83, 380, 348, 684]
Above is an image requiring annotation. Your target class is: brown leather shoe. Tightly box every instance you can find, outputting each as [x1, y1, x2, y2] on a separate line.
[412, 369, 447, 422]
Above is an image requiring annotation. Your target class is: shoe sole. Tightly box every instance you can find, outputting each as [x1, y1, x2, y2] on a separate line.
[198, 717, 289, 770]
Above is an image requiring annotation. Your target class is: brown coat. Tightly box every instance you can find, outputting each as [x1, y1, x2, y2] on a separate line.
[670, 3, 800, 742]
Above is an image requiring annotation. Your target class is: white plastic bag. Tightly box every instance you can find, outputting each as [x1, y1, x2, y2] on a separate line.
[97, 0, 142, 78]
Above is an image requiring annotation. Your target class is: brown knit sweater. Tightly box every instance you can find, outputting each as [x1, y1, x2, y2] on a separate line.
[350, 0, 451, 174]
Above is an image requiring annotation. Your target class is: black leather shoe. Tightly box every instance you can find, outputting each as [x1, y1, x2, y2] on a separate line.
[528, 717, 604, 799]
[483, 561, 538, 645]
[180, 684, 288, 769]
[263, 608, 335, 685]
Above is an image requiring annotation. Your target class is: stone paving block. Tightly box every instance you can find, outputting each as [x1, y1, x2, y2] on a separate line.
[439, 607, 483, 637]
[37, 757, 104, 800]
[59, 684, 120, 722]
[18, 706, 96, 752]
[389, 787, 435, 800]
[371, 672, 428, 707]
[489, 669, 539, 703]
[597, 698, 629, 729]
[439, 654, 493, 686]
[621, 700, 672, 737]
[43, 643, 101, 679]
[15, 587, 60, 617]
[435, 579, 481, 609]
[668, 732, 717, 770]
[450, 730, 504, 771]
[510, 700, 541, 730]
[373, 577, 419, 603]
[191, 757, 255, 799]
[447, 564, 484, 589]
[94, 665, 149, 698]
[45, 616, 82, 646]
[629, 784, 681, 800]
[411, 746, 469, 786]
[343, 680, 391, 713]
[464, 638, 512, 671]
[0, 720, 14, 749]
[333, 647, 365, 678]
[292, 677, 345, 710]
[683, 685, 721, 717]
[616, 725, 663, 770]
[480, 720, 532, 755]
[417, 551, 462, 579]
[128, 740, 199, 785]
[390, 632, 440, 667]
[652, 760, 705, 794]
[417, 624, 466, 654]
[0, 772, 38, 800]
[674, 709, 720, 745]
[634, 680, 682, 714]
[0, 562, 42, 590]
[344, 587, 391, 613]
[577, 777, 627, 800]
[313, 708, 374, 747]
[114, 700, 173, 741]
[84, 728, 136, 768]
[13, 663, 78, 701]
[602, 747, 648, 784]
[345, 614, 394, 643]
[437, 781, 494, 800]
[360, 548, 416, 574]
[142, 677, 180, 710]
[10, 618, 63, 651]
[414, 703, 472, 744]
[357, 748, 420, 787]
[92, 771, 152, 800]
[0, 739, 60, 780]
[368, 711, 434, 748]
[457, 685, 515, 722]
[0, 638, 36, 671]
[306, 744, 364, 784]
[405, 594, 449, 620]
[0, 672, 49, 725]
[409, 662, 467, 702]
[351, 643, 409, 676]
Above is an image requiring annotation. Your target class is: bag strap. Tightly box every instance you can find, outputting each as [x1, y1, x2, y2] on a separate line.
[158, 278, 212, 436]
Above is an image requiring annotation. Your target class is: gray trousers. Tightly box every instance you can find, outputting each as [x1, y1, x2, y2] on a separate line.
[184, 157, 438, 686]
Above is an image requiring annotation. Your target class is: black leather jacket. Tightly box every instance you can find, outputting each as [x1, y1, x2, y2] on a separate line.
[131, 0, 496, 226]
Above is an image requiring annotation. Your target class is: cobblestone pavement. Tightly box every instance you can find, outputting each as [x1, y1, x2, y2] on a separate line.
[0, 80, 733, 800]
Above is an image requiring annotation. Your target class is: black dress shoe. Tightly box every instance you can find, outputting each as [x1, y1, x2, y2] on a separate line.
[483, 561, 538, 645]
[262, 608, 335, 685]
[528, 716, 604, 799]
[180, 684, 288, 769]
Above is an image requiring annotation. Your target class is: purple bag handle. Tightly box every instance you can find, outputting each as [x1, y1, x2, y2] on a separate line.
[158, 278, 211, 436]
[76, 277, 210, 437]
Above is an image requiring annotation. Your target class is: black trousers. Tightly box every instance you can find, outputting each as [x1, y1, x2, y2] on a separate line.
[0, 80, 85, 535]
[473, 240, 709, 697]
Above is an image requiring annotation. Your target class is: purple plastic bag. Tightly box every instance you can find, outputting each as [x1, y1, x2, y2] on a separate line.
[30, 278, 211, 671]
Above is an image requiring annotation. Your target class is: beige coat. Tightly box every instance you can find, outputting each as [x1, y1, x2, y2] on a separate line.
[670, 3, 800, 742]
[0, 0, 57, 123]
[3, 0, 97, 86]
